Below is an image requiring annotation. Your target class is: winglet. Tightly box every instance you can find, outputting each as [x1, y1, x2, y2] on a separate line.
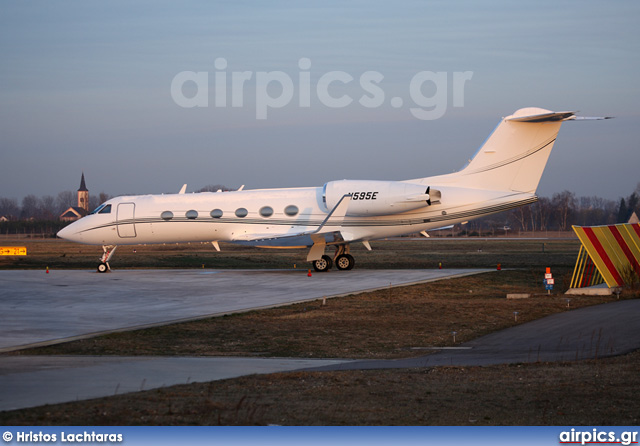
[178, 184, 187, 194]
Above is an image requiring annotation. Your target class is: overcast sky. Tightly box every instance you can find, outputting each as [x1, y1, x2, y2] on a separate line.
[1, 0, 638, 203]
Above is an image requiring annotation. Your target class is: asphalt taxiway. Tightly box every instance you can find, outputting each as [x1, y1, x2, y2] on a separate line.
[0, 356, 354, 412]
[0, 267, 485, 411]
[0, 268, 488, 351]
[1, 268, 638, 413]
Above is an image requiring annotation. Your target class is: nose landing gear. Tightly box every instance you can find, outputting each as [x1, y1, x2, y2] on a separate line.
[98, 245, 117, 273]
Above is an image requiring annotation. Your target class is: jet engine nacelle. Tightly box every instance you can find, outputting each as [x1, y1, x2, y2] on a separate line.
[323, 180, 440, 216]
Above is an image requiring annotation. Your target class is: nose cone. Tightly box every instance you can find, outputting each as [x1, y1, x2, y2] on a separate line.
[57, 222, 82, 242]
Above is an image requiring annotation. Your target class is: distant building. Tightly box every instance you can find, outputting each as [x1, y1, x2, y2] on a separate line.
[60, 173, 90, 222]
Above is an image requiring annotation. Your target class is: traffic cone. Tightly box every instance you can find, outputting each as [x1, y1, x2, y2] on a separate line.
[497, 263, 502, 271]
[307, 269, 312, 277]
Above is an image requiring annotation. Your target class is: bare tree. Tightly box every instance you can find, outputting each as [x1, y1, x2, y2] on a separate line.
[532, 197, 551, 231]
[20, 195, 40, 220]
[509, 205, 531, 232]
[39, 195, 56, 220]
[583, 196, 616, 226]
[89, 196, 100, 212]
[56, 191, 76, 214]
[603, 199, 618, 225]
[528, 203, 537, 232]
[98, 192, 112, 204]
[0, 197, 20, 220]
[552, 191, 576, 231]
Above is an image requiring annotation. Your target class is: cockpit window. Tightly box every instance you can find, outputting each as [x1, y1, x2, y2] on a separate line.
[90, 204, 112, 215]
[90, 204, 105, 215]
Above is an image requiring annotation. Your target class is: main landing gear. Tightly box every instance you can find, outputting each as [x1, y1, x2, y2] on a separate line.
[312, 244, 355, 272]
[97, 245, 117, 273]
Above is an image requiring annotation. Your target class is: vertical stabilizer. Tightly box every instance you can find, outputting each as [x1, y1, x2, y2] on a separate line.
[453, 108, 574, 193]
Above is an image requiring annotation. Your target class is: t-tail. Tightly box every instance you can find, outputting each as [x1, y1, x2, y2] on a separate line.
[424, 107, 610, 193]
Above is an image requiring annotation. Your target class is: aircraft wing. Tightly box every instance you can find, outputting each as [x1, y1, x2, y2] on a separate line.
[231, 194, 352, 250]
[232, 231, 345, 248]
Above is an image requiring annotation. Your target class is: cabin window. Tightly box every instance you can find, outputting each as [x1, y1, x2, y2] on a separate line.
[210, 209, 223, 218]
[235, 208, 248, 218]
[259, 206, 274, 217]
[186, 210, 198, 219]
[98, 204, 112, 214]
[284, 205, 299, 216]
[161, 211, 173, 221]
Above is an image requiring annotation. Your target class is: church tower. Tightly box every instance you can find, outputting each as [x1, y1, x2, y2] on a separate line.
[78, 172, 89, 212]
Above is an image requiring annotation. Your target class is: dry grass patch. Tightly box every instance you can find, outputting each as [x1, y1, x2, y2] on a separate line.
[3, 351, 639, 426]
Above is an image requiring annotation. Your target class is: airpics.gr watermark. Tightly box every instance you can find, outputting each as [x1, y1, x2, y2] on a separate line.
[559, 429, 638, 446]
[170, 58, 473, 120]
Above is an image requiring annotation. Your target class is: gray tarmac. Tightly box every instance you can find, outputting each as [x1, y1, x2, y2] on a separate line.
[0, 356, 353, 412]
[0, 267, 483, 412]
[0, 268, 487, 352]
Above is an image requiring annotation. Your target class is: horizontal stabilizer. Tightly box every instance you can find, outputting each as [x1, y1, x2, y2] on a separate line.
[506, 110, 576, 122]
[567, 115, 614, 121]
[506, 110, 614, 123]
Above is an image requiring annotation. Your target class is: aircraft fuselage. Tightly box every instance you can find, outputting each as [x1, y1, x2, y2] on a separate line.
[58, 182, 535, 247]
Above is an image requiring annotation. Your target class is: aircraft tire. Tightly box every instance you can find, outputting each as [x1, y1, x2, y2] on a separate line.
[335, 254, 355, 271]
[312, 255, 333, 272]
[97, 262, 108, 273]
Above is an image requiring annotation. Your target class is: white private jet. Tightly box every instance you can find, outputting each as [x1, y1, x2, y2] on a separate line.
[57, 107, 609, 273]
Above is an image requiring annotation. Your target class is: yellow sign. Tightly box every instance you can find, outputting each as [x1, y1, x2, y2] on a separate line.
[0, 247, 27, 256]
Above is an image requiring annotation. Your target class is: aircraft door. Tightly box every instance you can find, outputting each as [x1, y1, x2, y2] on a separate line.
[116, 203, 137, 238]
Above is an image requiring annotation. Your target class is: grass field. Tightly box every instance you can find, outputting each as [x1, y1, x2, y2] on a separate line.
[1, 237, 639, 425]
[0, 235, 580, 272]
